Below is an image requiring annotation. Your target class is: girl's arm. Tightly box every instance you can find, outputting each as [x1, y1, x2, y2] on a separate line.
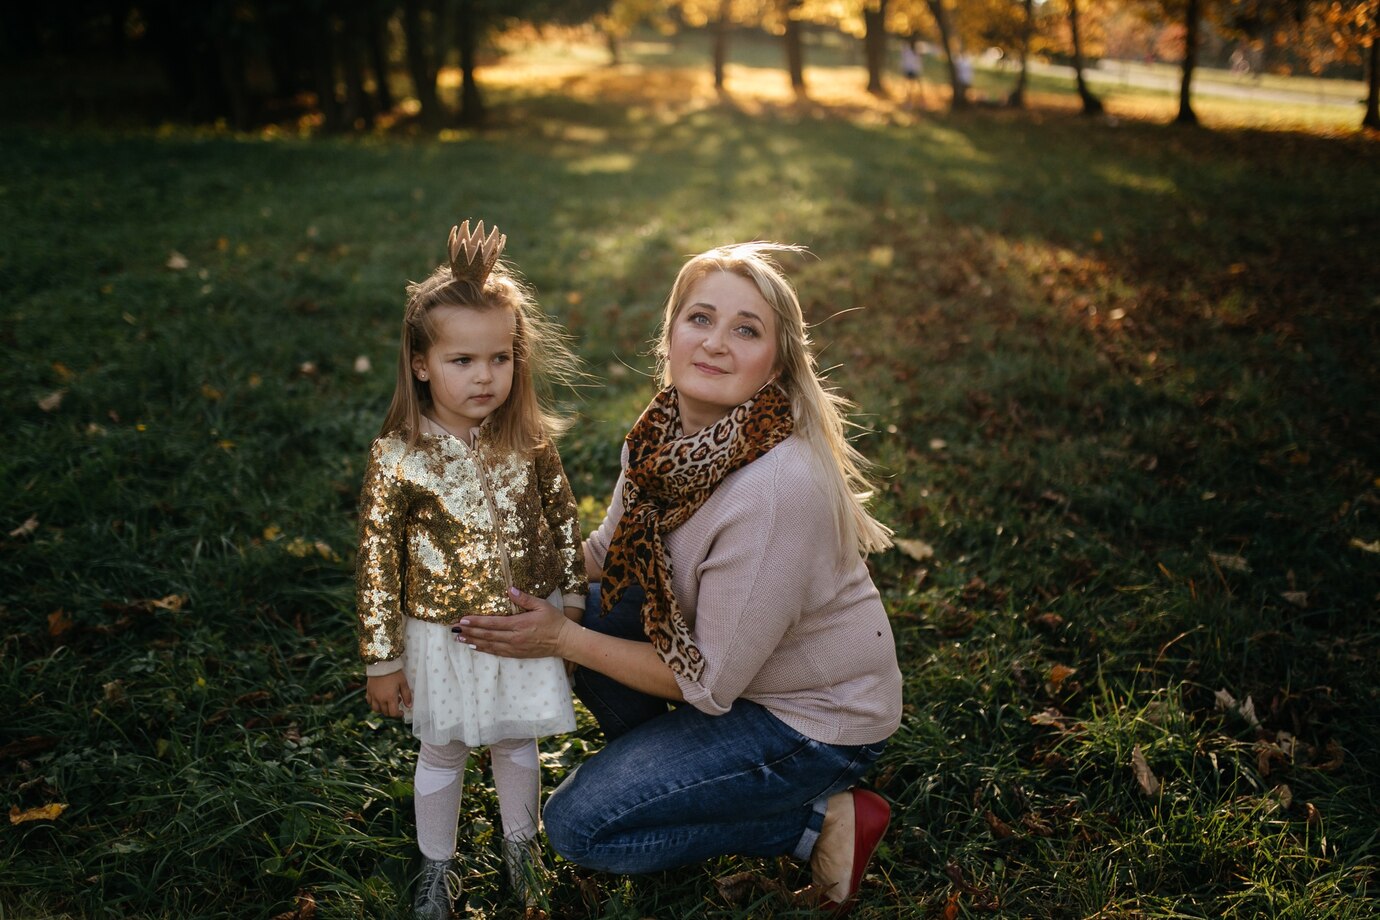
[457, 588, 683, 701]
[356, 439, 409, 664]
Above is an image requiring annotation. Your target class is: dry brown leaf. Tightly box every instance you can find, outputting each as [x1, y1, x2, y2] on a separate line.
[1305, 802, 1322, 826]
[47, 609, 73, 638]
[895, 538, 935, 561]
[985, 810, 1013, 839]
[1208, 552, 1251, 573]
[1130, 745, 1160, 796]
[1349, 538, 1380, 554]
[1271, 783, 1293, 808]
[8, 515, 39, 539]
[1280, 591, 1308, 608]
[149, 594, 188, 612]
[1032, 612, 1065, 630]
[9, 803, 68, 824]
[269, 892, 318, 920]
[166, 251, 189, 270]
[942, 891, 961, 920]
[1047, 664, 1077, 692]
[37, 389, 65, 412]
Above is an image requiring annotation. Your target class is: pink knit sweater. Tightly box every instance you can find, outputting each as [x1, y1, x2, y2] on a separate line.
[586, 435, 903, 746]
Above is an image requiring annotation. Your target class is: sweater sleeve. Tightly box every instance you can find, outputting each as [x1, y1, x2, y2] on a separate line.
[535, 442, 587, 605]
[356, 438, 408, 665]
[674, 459, 820, 715]
[583, 461, 628, 573]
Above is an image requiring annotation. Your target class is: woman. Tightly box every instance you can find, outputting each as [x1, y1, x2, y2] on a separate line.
[454, 242, 903, 911]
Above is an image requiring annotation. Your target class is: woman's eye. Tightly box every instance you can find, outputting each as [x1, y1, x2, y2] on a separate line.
[688, 312, 711, 326]
[735, 325, 759, 338]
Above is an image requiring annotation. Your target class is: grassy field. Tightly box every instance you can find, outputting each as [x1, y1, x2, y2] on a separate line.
[2, 30, 1379, 920]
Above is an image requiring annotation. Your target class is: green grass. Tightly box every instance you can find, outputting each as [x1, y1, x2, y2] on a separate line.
[3, 35, 1379, 920]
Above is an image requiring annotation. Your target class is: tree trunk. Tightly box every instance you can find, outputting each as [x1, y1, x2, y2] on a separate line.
[364, 0, 394, 113]
[313, 11, 345, 132]
[1008, 0, 1033, 107]
[216, 36, 253, 130]
[863, 0, 887, 97]
[783, 2, 806, 93]
[1176, 0, 1200, 124]
[402, 0, 443, 128]
[1363, 38, 1379, 129]
[925, 0, 965, 109]
[1068, 0, 1104, 115]
[455, 0, 484, 126]
[341, 5, 374, 129]
[713, 1, 730, 90]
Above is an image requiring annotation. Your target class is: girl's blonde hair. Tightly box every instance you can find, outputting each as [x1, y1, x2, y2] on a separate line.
[379, 253, 579, 455]
[654, 241, 893, 556]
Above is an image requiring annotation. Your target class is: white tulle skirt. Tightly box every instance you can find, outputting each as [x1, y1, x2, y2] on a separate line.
[401, 605, 576, 747]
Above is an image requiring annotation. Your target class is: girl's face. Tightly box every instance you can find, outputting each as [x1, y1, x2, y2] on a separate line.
[411, 305, 516, 437]
[667, 271, 780, 435]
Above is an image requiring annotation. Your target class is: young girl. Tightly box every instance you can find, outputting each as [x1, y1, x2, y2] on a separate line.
[355, 221, 585, 918]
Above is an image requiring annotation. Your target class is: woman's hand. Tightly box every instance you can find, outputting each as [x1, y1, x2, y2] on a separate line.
[366, 671, 412, 718]
[453, 587, 579, 659]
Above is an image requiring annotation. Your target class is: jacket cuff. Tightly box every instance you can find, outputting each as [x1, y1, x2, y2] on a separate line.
[366, 657, 405, 677]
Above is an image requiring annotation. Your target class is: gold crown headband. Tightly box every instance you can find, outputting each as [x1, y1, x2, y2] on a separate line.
[449, 220, 506, 287]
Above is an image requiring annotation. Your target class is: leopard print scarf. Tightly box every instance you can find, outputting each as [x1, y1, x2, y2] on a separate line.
[601, 383, 795, 680]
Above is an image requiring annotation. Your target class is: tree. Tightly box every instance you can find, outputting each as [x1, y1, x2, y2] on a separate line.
[1067, 0, 1107, 113]
[863, 0, 890, 95]
[1009, 0, 1036, 106]
[1175, 0, 1202, 123]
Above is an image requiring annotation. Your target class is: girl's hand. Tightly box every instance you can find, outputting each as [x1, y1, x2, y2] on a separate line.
[453, 587, 578, 659]
[366, 671, 412, 718]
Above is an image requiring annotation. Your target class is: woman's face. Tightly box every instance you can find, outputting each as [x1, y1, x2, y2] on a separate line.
[667, 270, 780, 435]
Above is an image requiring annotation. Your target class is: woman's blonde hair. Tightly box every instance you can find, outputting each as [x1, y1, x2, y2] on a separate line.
[378, 248, 579, 455]
[654, 241, 893, 556]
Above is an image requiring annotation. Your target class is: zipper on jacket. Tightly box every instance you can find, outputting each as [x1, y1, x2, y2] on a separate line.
[469, 439, 517, 614]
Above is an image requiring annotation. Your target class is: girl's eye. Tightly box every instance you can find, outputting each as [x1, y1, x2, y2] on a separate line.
[453, 356, 471, 365]
[494, 354, 511, 364]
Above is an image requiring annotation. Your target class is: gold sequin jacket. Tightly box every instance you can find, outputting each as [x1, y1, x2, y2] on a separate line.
[355, 427, 586, 666]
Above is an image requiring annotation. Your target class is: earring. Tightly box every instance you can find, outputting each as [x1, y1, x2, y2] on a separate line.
[419, 372, 428, 380]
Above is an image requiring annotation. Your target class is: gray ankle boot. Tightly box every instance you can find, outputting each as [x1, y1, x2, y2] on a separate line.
[413, 856, 460, 920]
[501, 837, 546, 908]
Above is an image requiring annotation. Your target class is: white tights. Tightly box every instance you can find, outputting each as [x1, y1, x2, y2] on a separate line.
[414, 737, 540, 860]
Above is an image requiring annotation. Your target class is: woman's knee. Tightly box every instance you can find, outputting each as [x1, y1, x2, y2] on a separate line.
[542, 771, 594, 862]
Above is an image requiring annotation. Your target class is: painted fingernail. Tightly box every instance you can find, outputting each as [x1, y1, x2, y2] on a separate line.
[508, 587, 520, 598]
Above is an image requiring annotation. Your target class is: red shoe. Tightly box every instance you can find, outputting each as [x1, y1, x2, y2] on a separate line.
[819, 788, 891, 915]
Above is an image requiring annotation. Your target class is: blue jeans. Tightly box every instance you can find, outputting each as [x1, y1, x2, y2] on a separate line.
[545, 585, 886, 873]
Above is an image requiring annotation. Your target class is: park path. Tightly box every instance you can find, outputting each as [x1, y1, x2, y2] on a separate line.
[1022, 59, 1361, 108]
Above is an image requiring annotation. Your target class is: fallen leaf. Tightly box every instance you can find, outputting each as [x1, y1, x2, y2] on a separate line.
[263, 525, 282, 541]
[1349, 538, 1380, 554]
[1280, 591, 1308, 608]
[895, 538, 935, 561]
[200, 384, 223, 401]
[269, 891, 318, 920]
[52, 361, 74, 381]
[37, 390, 65, 412]
[985, 810, 1013, 839]
[1208, 552, 1251, 573]
[1305, 802, 1321, 826]
[149, 594, 188, 612]
[8, 516, 39, 538]
[1214, 689, 1260, 728]
[353, 355, 372, 374]
[942, 891, 961, 920]
[1031, 612, 1065, 630]
[1130, 745, 1160, 796]
[166, 251, 189, 270]
[9, 803, 68, 824]
[47, 610, 73, 637]
[0, 736, 60, 760]
[1047, 664, 1077, 692]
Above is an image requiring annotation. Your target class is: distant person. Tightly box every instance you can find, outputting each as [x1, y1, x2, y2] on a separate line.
[955, 53, 975, 95]
[456, 242, 904, 911]
[355, 221, 586, 918]
[901, 40, 923, 108]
